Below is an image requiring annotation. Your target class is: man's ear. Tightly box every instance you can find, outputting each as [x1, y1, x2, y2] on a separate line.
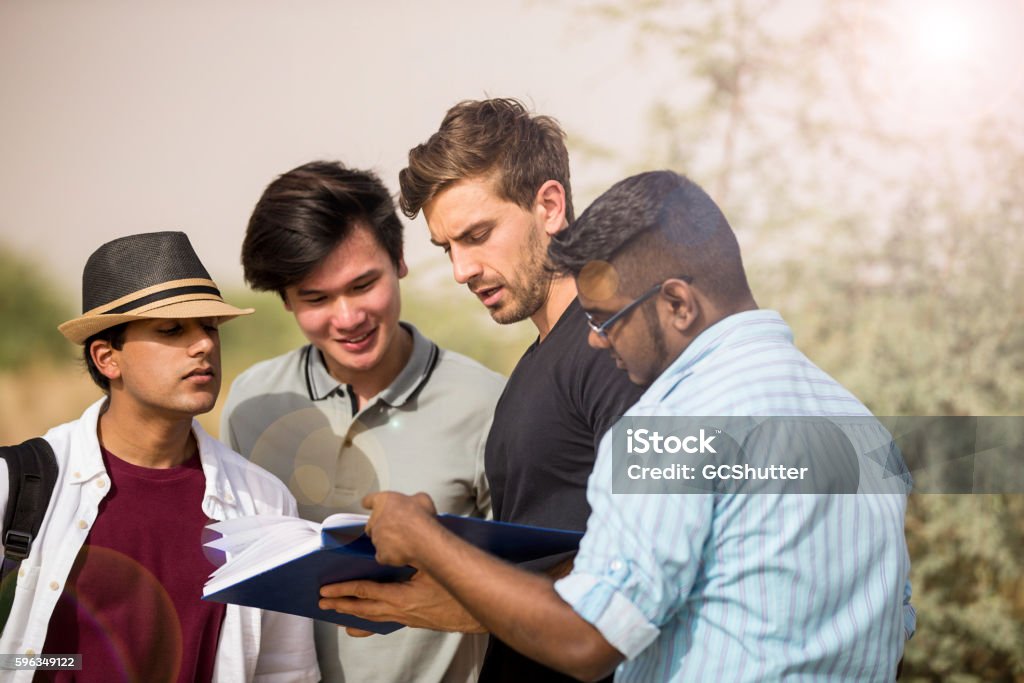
[534, 180, 568, 236]
[90, 339, 122, 382]
[661, 278, 701, 334]
[282, 291, 294, 313]
[396, 252, 409, 279]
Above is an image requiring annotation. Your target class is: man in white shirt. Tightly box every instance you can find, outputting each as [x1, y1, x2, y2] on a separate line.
[0, 231, 318, 682]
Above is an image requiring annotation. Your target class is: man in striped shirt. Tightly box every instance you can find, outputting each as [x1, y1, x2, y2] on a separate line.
[360, 170, 914, 681]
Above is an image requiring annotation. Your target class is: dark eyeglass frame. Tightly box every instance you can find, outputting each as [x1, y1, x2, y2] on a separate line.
[584, 275, 693, 339]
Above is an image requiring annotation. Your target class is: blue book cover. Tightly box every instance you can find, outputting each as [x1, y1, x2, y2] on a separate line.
[202, 513, 583, 634]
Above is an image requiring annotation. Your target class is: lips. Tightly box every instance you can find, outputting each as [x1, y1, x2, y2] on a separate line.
[473, 285, 503, 307]
[184, 367, 216, 383]
[335, 326, 378, 352]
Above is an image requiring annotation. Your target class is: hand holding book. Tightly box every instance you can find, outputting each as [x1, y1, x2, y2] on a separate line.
[203, 500, 582, 634]
[320, 570, 487, 635]
[362, 491, 439, 566]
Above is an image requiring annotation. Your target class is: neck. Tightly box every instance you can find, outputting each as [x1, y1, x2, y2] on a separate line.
[97, 399, 197, 469]
[530, 276, 578, 341]
[326, 324, 414, 411]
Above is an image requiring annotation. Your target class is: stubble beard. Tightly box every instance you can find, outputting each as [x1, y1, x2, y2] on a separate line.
[488, 226, 552, 325]
[639, 301, 670, 387]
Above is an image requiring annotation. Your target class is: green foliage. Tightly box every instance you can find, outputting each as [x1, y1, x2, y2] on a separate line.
[0, 245, 75, 370]
[904, 495, 1024, 682]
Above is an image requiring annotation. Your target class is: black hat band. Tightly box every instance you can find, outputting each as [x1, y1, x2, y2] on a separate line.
[102, 284, 223, 315]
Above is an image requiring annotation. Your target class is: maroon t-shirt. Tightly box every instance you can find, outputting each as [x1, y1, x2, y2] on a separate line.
[40, 447, 226, 683]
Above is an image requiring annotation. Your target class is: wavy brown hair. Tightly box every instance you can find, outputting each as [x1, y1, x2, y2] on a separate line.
[399, 98, 574, 222]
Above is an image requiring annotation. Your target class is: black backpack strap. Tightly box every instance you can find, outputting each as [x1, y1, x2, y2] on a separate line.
[0, 437, 58, 632]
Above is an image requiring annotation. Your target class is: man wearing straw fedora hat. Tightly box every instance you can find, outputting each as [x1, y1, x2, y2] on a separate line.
[0, 231, 319, 682]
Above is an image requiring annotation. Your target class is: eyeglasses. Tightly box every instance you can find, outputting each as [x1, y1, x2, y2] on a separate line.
[584, 275, 693, 339]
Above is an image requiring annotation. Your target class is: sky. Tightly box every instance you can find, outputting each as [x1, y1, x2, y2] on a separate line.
[3, 0, 1022, 298]
[0, 0, 660, 294]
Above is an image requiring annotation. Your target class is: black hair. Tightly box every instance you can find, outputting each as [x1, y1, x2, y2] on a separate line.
[242, 161, 404, 295]
[548, 170, 752, 305]
[83, 323, 128, 392]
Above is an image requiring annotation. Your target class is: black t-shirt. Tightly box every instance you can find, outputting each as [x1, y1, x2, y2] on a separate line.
[480, 299, 645, 683]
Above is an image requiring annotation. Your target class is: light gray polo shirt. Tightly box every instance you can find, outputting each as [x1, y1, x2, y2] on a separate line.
[220, 322, 505, 683]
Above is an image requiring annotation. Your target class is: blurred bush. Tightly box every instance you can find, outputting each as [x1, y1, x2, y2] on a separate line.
[0, 244, 76, 370]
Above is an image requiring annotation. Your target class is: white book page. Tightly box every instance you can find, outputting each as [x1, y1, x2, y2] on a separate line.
[203, 515, 324, 595]
[205, 515, 316, 554]
[320, 512, 369, 528]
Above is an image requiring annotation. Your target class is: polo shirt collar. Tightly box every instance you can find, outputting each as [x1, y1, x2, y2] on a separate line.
[304, 322, 438, 407]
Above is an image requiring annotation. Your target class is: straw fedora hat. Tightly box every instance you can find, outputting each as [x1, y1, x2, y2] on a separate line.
[59, 231, 254, 345]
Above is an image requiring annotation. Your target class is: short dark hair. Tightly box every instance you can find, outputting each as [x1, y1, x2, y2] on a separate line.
[242, 161, 404, 295]
[399, 98, 574, 222]
[83, 323, 128, 392]
[548, 170, 752, 305]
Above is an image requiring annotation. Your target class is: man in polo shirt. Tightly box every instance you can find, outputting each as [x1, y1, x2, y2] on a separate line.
[220, 161, 504, 683]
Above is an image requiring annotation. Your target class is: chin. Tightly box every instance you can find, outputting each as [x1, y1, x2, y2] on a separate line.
[488, 303, 530, 326]
[184, 393, 219, 416]
[626, 369, 653, 387]
[327, 348, 386, 374]
[189, 401, 218, 417]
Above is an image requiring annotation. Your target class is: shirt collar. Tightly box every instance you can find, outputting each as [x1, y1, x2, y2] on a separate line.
[303, 322, 438, 407]
[67, 398, 242, 517]
[640, 309, 792, 406]
[193, 420, 242, 518]
[67, 398, 109, 483]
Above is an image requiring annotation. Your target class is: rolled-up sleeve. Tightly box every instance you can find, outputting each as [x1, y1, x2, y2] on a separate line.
[553, 438, 714, 660]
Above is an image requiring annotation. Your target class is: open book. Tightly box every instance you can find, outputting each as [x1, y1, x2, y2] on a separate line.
[202, 512, 583, 634]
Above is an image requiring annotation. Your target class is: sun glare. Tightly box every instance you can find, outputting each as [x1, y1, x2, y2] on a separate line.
[911, 5, 973, 63]
[857, 0, 1024, 134]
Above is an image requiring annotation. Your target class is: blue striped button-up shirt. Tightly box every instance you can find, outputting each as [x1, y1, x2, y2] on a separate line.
[555, 310, 913, 682]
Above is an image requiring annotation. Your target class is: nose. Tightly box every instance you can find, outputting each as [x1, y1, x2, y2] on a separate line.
[188, 324, 218, 355]
[329, 298, 367, 331]
[449, 246, 483, 285]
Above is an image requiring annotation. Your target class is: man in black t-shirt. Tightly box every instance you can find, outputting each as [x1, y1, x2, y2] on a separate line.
[319, 99, 642, 681]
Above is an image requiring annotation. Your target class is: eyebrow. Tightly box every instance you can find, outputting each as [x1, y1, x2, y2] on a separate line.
[430, 219, 497, 248]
